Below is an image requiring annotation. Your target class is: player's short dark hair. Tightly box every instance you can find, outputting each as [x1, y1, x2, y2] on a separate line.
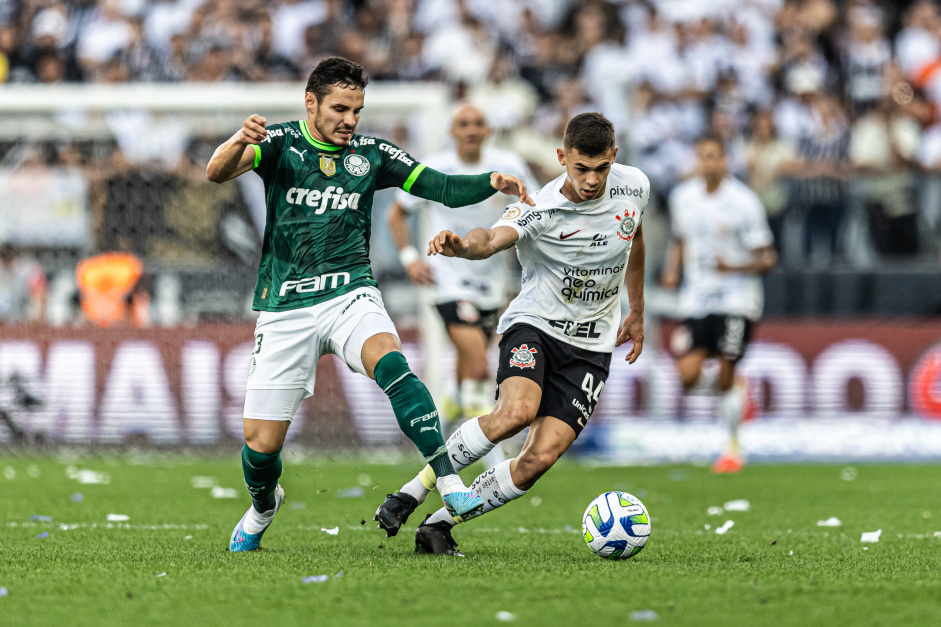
[695, 133, 726, 154]
[563, 112, 616, 156]
[305, 56, 369, 102]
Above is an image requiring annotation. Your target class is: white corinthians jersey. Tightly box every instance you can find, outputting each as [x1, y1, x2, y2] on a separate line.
[396, 147, 534, 310]
[493, 164, 650, 352]
[669, 176, 774, 321]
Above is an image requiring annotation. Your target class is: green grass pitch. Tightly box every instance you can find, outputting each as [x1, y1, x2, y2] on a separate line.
[2, 454, 941, 626]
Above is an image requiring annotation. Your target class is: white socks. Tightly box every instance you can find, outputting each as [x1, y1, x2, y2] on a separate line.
[242, 502, 277, 535]
[399, 417, 498, 504]
[719, 383, 745, 431]
[427, 459, 527, 527]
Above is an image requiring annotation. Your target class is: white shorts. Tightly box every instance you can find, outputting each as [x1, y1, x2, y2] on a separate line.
[244, 286, 398, 420]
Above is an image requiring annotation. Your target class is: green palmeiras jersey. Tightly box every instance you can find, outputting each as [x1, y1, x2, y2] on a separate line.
[250, 120, 435, 311]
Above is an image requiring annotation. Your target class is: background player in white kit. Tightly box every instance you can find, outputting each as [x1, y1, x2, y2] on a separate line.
[662, 135, 777, 474]
[387, 104, 536, 428]
[373, 113, 649, 555]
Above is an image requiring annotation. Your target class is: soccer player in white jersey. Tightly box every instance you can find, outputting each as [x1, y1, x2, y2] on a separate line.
[386, 104, 535, 459]
[373, 113, 649, 555]
[662, 134, 777, 474]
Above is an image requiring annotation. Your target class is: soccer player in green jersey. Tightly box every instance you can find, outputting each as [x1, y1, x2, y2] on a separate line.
[206, 56, 534, 552]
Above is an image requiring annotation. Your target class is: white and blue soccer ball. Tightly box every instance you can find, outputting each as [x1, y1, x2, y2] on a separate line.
[581, 491, 651, 560]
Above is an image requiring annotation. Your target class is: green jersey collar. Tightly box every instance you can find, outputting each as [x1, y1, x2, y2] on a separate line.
[300, 120, 343, 151]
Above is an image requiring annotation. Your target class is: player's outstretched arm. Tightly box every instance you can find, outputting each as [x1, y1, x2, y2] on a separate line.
[427, 226, 519, 261]
[716, 245, 777, 275]
[206, 114, 267, 183]
[616, 225, 646, 363]
[407, 169, 535, 208]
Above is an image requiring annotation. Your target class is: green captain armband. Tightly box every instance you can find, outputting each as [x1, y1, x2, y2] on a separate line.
[251, 144, 262, 169]
[406, 166, 497, 208]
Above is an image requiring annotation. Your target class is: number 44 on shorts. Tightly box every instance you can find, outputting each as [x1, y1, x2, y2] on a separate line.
[581, 373, 604, 403]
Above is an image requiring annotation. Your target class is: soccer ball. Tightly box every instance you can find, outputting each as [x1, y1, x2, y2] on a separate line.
[581, 491, 651, 560]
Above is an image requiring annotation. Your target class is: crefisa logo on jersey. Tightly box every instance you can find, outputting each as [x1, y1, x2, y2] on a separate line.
[344, 153, 370, 176]
[509, 344, 537, 369]
[616, 210, 637, 241]
[319, 154, 337, 177]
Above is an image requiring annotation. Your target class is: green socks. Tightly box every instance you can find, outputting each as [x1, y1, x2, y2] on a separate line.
[241, 443, 282, 513]
[373, 351, 456, 475]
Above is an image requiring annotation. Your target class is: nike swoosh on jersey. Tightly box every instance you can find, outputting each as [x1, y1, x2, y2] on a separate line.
[559, 230, 581, 240]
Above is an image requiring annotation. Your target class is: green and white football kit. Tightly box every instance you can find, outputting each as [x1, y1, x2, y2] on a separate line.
[231, 120, 500, 551]
[245, 120, 497, 414]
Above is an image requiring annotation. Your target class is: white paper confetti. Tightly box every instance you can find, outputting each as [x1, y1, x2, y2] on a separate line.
[0, 587, 7, 597]
[530, 496, 542, 507]
[496, 611, 515, 622]
[302, 575, 329, 584]
[106, 514, 129, 522]
[817, 517, 842, 527]
[861, 529, 882, 543]
[157, 573, 166, 577]
[210, 487, 239, 499]
[723, 500, 750, 512]
[704, 524, 711, 530]
[630, 610, 659, 621]
[321, 527, 339, 535]
[715, 520, 735, 535]
[789, 551, 794, 555]
[707, 507, 723, 516]
[66, 467, 110, 484]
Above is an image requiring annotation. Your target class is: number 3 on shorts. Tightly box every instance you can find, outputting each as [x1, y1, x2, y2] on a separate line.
[253, 333, 264, 355]
[581, 372, 604, 403]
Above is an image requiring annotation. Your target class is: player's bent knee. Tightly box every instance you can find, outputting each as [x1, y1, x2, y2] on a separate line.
[497, 402, 538, 433]
[243, 420, 288, 454]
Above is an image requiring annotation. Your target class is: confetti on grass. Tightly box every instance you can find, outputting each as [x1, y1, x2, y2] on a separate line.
[715, 520, 735, 535]
[861, 530, 882, 543]
[496, 611, 515, 622]
[302, 575, 329, 584]
[630, 610, 659, 621]
[107, 514, 129, 522]
[321, 527, 339, 535]
[723, 500, 750, 512]
[817, 518, 842, 527]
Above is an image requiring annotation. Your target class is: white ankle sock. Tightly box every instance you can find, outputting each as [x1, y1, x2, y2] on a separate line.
[427, 459, 527, 528]
[399, 417, 497, 503]
[446, 416, 497, 473]
[242, 502, 277, 535]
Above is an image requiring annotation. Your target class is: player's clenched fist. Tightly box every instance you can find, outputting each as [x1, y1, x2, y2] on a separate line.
[427, 230, 465, 257]
[239, 114, 268, 144]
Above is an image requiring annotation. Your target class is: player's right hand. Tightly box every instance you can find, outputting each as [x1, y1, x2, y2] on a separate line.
[406, 260, 434, 285]
[238, 114, 268, 144]
[428, 230, 465, 258]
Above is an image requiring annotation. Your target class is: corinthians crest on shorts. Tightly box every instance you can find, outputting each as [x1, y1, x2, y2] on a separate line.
[616, 210, 637, 241]
[319, 154, 337, 177]
[509, 344, 537, 369]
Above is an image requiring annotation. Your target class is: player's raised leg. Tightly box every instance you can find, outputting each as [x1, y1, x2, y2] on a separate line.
[713, 358, 750, 474]
[358, 329, 483, 522]
[415, 414, 575, 556]
[376, 376, 539, 536]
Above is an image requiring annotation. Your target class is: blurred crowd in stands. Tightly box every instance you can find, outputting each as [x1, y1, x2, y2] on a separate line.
[3, 0, 941, 325]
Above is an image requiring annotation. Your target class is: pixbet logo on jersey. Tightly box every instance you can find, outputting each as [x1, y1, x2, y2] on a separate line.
[285, 186, 361, 214]
[509, 344, 537, 369]
[616, 210, 637, 241]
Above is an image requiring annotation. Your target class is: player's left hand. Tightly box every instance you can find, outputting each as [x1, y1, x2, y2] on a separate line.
[715, 258, 733, 273]
[491, 172, 535, 206]
[616, 310, 644, 363]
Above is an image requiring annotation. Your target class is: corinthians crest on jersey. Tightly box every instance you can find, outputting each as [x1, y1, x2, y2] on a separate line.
[616, 210, 638, 241]
[509, 344, 537, 368]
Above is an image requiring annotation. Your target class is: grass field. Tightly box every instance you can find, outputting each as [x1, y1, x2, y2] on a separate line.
[2, 454, 941, 627]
